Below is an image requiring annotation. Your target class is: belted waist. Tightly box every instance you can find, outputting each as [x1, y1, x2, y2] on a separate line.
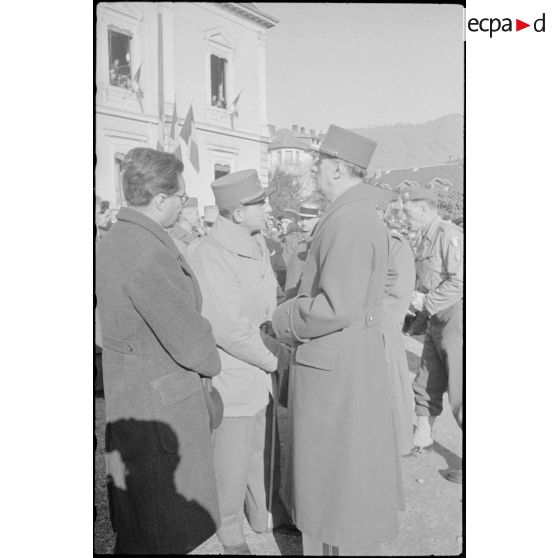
[101, 332, 144, 355]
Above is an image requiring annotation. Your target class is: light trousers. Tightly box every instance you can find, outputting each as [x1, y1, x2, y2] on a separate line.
[212, 402, 288, 547]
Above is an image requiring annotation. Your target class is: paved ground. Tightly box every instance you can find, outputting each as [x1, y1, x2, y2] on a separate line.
[94, 335, 462, 555]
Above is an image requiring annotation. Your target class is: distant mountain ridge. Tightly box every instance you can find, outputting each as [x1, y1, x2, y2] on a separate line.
[351, 114, 463, 171]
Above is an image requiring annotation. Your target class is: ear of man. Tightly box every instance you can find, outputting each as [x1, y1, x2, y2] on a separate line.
[232, 206, 244, 224]
[153, 193, 167, 212]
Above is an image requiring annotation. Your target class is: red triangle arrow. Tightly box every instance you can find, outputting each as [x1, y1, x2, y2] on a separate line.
[516, 19, 530, 31]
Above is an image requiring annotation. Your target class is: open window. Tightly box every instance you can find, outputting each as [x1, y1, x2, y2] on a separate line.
[214, 163, 231, 180]
[108, 28, 132, 88]
[210, 55, 228, 109]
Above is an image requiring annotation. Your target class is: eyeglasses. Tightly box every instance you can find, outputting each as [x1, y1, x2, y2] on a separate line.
[169, 193, 189, 205]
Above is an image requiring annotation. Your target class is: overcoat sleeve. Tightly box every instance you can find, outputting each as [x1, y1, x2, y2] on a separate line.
[273, 213, 382, 342]
[191, 244, 278, 373]
[424, 227, 463, 315]
[127, 249, 221, 377]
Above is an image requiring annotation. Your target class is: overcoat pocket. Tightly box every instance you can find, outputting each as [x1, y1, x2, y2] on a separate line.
[150, 372, 203, 454]
[151, 371, 202, 406]
[295, 342, 338, 371]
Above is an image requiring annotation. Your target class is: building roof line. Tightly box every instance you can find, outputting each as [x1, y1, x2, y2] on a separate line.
[216, 2, 279, 28]
[378, 161, 463, 173]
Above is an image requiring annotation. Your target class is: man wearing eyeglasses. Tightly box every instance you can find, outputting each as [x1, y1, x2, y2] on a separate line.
[96, 147, 222, 554]
[272, 125, 402, 556]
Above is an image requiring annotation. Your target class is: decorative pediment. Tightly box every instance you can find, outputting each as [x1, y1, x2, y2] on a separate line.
[103, 2, 144, 23]
[204, 27, 236, 51]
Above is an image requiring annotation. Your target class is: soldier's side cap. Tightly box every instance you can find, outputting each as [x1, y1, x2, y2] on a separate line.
[184, 196, 198, 208]
[319, 124, 377, 169]
[370, 185, 398, 211]
[203, 205, 219, 223]
[399, 180, 439, 202]
[211, 169, 274, 209]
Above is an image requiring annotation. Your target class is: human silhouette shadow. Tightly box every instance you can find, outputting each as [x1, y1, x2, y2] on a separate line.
[105, 418, 217, 554]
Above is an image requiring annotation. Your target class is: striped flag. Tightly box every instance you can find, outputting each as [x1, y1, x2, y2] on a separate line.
[133, 63, 141, 87]
[126, 63, 143, 112]
[230, 89, 243, 118]
[179, 104, 200, 172]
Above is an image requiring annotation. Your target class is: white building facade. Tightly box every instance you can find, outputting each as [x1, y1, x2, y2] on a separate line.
[96, 2, 278, 211]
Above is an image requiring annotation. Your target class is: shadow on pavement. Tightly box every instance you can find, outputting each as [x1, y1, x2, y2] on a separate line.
[272, 531, 303, 555]
[433, 440, 462, 469]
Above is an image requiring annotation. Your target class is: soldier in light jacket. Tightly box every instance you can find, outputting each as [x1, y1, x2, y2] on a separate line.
[190, 169, 290, 555]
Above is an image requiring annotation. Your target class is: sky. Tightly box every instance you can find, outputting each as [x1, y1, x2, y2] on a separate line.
[263, 3, 464, 133]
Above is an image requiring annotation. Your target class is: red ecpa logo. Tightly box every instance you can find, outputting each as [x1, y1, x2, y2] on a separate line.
[467, 13, 546, 38]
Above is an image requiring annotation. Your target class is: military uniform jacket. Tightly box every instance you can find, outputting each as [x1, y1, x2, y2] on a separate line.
[96, 207, 221, 551]
[272, 183, 401, 547]
[282, 230, 305, 264]
[283, 233, 312, 300]
[416, 215, 463, 316]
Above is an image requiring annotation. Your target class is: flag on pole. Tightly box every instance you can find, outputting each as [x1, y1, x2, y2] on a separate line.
[156, 118, 165, 152]
[174, 142, 182, 163]
[131, 63, 144, 112]
[170, 98, 178, 140]
[179, 104, 200, 172]
[230, 89, 243, 119]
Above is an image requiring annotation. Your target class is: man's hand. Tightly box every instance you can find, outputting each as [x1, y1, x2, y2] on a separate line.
[410, 291, 426, 313]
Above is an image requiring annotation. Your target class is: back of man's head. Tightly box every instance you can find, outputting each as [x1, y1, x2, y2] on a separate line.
[122, 147, 184, 207]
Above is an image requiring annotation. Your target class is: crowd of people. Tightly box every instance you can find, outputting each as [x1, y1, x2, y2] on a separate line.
[95, 124, 463, 555]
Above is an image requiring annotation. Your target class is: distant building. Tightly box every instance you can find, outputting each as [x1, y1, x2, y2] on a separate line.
[267, 124, 324, 174]
[370, 160, 464, 191]
[96, 2, 278, 212]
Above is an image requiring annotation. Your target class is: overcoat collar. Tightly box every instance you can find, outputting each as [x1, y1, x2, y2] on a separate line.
[312, 182, 371, 237]
[209, 215, 264, 259]
[117, 207, 196, 277]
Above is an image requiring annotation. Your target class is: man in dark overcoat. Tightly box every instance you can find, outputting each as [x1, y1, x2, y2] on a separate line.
[272, 126, 403, 555]
[96, 147, 222, 554]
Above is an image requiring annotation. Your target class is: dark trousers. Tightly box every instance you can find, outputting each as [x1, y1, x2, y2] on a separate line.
[413, 302, 462, 427]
